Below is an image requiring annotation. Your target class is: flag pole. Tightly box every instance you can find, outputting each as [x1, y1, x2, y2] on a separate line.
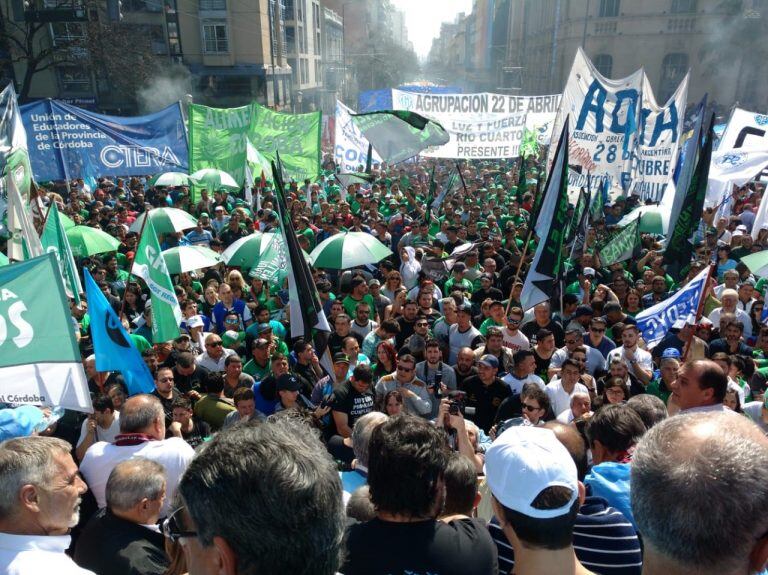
[118, 210, 151, 321]
[504, 227, 535, 316]
[681, 262, 715, 362]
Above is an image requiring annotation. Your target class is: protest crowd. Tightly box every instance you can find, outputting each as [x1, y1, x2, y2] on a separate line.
[3, 48, 768, 573]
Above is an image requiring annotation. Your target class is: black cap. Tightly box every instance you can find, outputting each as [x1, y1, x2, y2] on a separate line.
[276, 374, 301, 392]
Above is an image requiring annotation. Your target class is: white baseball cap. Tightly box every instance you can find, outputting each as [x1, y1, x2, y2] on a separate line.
[484, 427, 578, 519]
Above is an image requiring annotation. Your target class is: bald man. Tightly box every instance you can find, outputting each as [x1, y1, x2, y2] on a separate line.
[632, 413, 768, 575]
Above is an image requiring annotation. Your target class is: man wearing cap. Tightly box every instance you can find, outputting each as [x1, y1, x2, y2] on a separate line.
[242, 338, 272, 381]
[274, 373, 328, 420]
[184, 217, 213, 247]
[210, 205, 229, 235]
[646, 349, 680, 404]
[485, 426, 596, 575]
[331, 364, 376, 439]
[461, 354, 510, 432]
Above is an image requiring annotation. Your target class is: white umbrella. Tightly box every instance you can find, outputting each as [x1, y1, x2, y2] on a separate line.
[130, 207, 198, 234]
[162, 245, 223, 274]
[190, 168, 240, 191]
[148, 172, 193, 187]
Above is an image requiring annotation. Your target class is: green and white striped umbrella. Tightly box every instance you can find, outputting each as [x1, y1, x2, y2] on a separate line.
[129, 207, 198, 235]
[59, 212, 76, 230]
[148, 172, 193, 188]
[66, 225, 121, 257]
[162, 245, 222, 275]
[190, 168, 240, 192]
[221, 232, 267, 268]
[310, 232, 392, 269]
[741, 251, 768, 278]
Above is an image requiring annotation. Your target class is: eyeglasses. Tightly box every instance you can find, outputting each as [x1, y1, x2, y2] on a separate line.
[591, 328, 606, 333]
[207, 341, 223, 347]
[162, 507, 197, 544]
[416, 322, 428, 327]
[522, 403, 541, 412]
[507, 319, 520, 325]
[397, 366, 414, 373]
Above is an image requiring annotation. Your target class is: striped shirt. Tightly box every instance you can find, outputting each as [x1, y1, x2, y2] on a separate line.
[488, 496, 642, 575]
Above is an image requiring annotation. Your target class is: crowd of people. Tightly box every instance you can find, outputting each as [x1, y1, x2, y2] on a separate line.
[1, 150, 768, 575]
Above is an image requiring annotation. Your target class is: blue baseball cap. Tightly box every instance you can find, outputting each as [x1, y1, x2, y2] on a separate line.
[661, 348, 681, 359]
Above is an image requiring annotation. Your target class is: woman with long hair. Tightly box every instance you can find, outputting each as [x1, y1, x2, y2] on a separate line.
[381, 270, 404, 302]
[122, 283, 145, 327]
[622, 288, 643, 318]
[372, 341, 398, 381]
[380, 389, 404, 416]
[201, 284, 219, 317]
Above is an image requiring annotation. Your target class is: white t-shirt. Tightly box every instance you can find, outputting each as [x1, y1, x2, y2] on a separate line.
[76, 412, 121, 448]
[550, 345, 604, 375]
[500, 328, 530, 354]
[80, 438, 195, 518]
[546, 379, 589, 416]
[707, 307, 752, 338]
[605, 346, 653, 374]
[501, 372, 546, 396]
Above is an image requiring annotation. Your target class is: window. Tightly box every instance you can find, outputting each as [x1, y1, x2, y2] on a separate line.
[57, 66, 91, 92]
[297, 0, 304, 22]
[671, 0, 696, 12]
[199, 0, 226, 10]
[593, 54, 613, 77]
[123, 0, 163, 12]
[286, 26, 295, 53]
[50, 22, 85, 46]
[284, 0, 294, 19]
[599, 0, 619, 17]
[659, 53, 688, 100]
[203, 21, 229, 53]
[315, 30, 320, 54]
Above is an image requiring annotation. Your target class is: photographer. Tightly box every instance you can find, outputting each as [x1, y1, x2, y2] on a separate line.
[460, 355, 510, 432]
[436, 397, 484, 473]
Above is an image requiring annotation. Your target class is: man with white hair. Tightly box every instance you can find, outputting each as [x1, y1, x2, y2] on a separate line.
[708, 289, 752, 339]
[341, 412, 388, 504]
[632, 412, 768, 575]
[0, 436, 92, 575]
[75, 458, 168, 575]
[557, 391, 592, 424]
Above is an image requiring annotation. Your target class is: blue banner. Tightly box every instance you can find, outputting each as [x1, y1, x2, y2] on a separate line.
[20, 100, 188, 181]
[635, 267, 709, 348]
[358, 85, 462, 113]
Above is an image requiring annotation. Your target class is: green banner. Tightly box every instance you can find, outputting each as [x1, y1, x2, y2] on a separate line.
[0, 253, 91, 411]
[249, 104, 321, 183]
[188, 103, 251, 199]
[598, 217, 639, 266]
[132, 218, 182, 343]
[41, 202, 82, 303]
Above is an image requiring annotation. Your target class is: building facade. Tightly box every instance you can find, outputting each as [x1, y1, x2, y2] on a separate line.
[283, 0, 323, 112]
[319, 4, 343, 113]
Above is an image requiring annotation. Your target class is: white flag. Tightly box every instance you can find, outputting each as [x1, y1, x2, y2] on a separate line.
[6, 173, 43, 261]
[706, 149, 768, 210]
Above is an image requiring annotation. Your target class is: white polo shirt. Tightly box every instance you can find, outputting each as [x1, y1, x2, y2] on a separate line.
[0, 533, 94, 575]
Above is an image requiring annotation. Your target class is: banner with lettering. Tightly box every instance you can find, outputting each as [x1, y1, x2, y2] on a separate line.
[20, 100, 188, 182]
[334, 100, 382, 172]
[548, 48, 644, 198]
[391, 89, 560, 159]
[628, 73, 688, 202]
[188, 103, 251, 189]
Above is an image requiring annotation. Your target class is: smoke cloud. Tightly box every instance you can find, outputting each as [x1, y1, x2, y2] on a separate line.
[136, 63, 194, 114]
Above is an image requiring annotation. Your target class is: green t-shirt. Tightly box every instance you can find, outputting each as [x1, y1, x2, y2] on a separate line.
[445, 277, 473, 294]
[243, 360, 271, 381]
[479, 317, 504, 336]
[343, 294, 376, 318]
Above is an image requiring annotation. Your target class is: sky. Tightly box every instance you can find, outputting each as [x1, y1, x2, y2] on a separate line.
[390, 0, 474, 59]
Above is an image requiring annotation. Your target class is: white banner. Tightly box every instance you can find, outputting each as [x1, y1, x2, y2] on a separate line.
[549, 48, 644, 198]
[720, 107, 768, 151]
[333, 101, 381, 172]
[391, 89, 560, 159]
[628, 73, 688, 202]
[705, 149, 768, 209]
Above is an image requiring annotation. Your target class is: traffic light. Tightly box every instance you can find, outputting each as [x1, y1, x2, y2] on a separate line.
[106, 0, 123, 21]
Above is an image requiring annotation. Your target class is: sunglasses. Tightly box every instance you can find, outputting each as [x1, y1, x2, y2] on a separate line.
[397, 366, 414, 373]
[207, 341, 223, 347]
[162, 507, 197, 544]
[508, 319, 521, 325]
[522, 403, 541, 412]
[591, 328, 606, 333]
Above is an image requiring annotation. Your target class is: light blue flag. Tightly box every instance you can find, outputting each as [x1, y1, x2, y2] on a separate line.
[84, 268, 154, 396]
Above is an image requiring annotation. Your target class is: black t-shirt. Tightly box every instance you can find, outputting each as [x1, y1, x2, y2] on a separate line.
[521, 319, 565, 347]
[151, 388, 181, 432]
[532, 348, 554, 382]
[396, 316, 417, 349]
[343, 517, 497, 575]
[461, 375, 510, 432]
[332, 382, 375, 429]
[182, 419, 211, 449]
[173, 364, 210, 396]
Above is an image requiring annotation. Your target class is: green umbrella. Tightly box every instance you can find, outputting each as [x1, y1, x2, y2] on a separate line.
[310, 232, 392, 269]
[66, 225, 121, 257]
[249, 232, 311, 285]
[148, 172, 193, 188]
[617, 206, 666, 235]
[190, 168, 240, 192]
[741, 251, 768, 277]
[59, 212, 76, 230]
[129, 208, 198, 235]
[0, 253, 8, 267]
[162, 245, 222, 275]
[221, 232, 267, 268]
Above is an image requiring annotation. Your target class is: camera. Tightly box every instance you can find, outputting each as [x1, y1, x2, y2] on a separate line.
[447, 390, 476, 418]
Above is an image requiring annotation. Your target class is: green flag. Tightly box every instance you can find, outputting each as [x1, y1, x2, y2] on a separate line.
[350, 110, 449, 164]
[566, 188, 588, 245]
[0, 253, 91, 411]
[520, 126, 540, 159]
[598, 217, 640, 266]
[131, 218, 181, 342]
[249, 103, 321, 182]
[188, 103, 251, 201]
[663, 114, 715, 281]
[40, 202, 82, 304]
[590, 179, 606, 223]
[249, 232, 289, 286]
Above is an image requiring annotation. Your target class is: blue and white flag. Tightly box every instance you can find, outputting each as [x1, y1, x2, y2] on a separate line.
[84, 269, 154, 396]
[635, 266, 709, 348]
